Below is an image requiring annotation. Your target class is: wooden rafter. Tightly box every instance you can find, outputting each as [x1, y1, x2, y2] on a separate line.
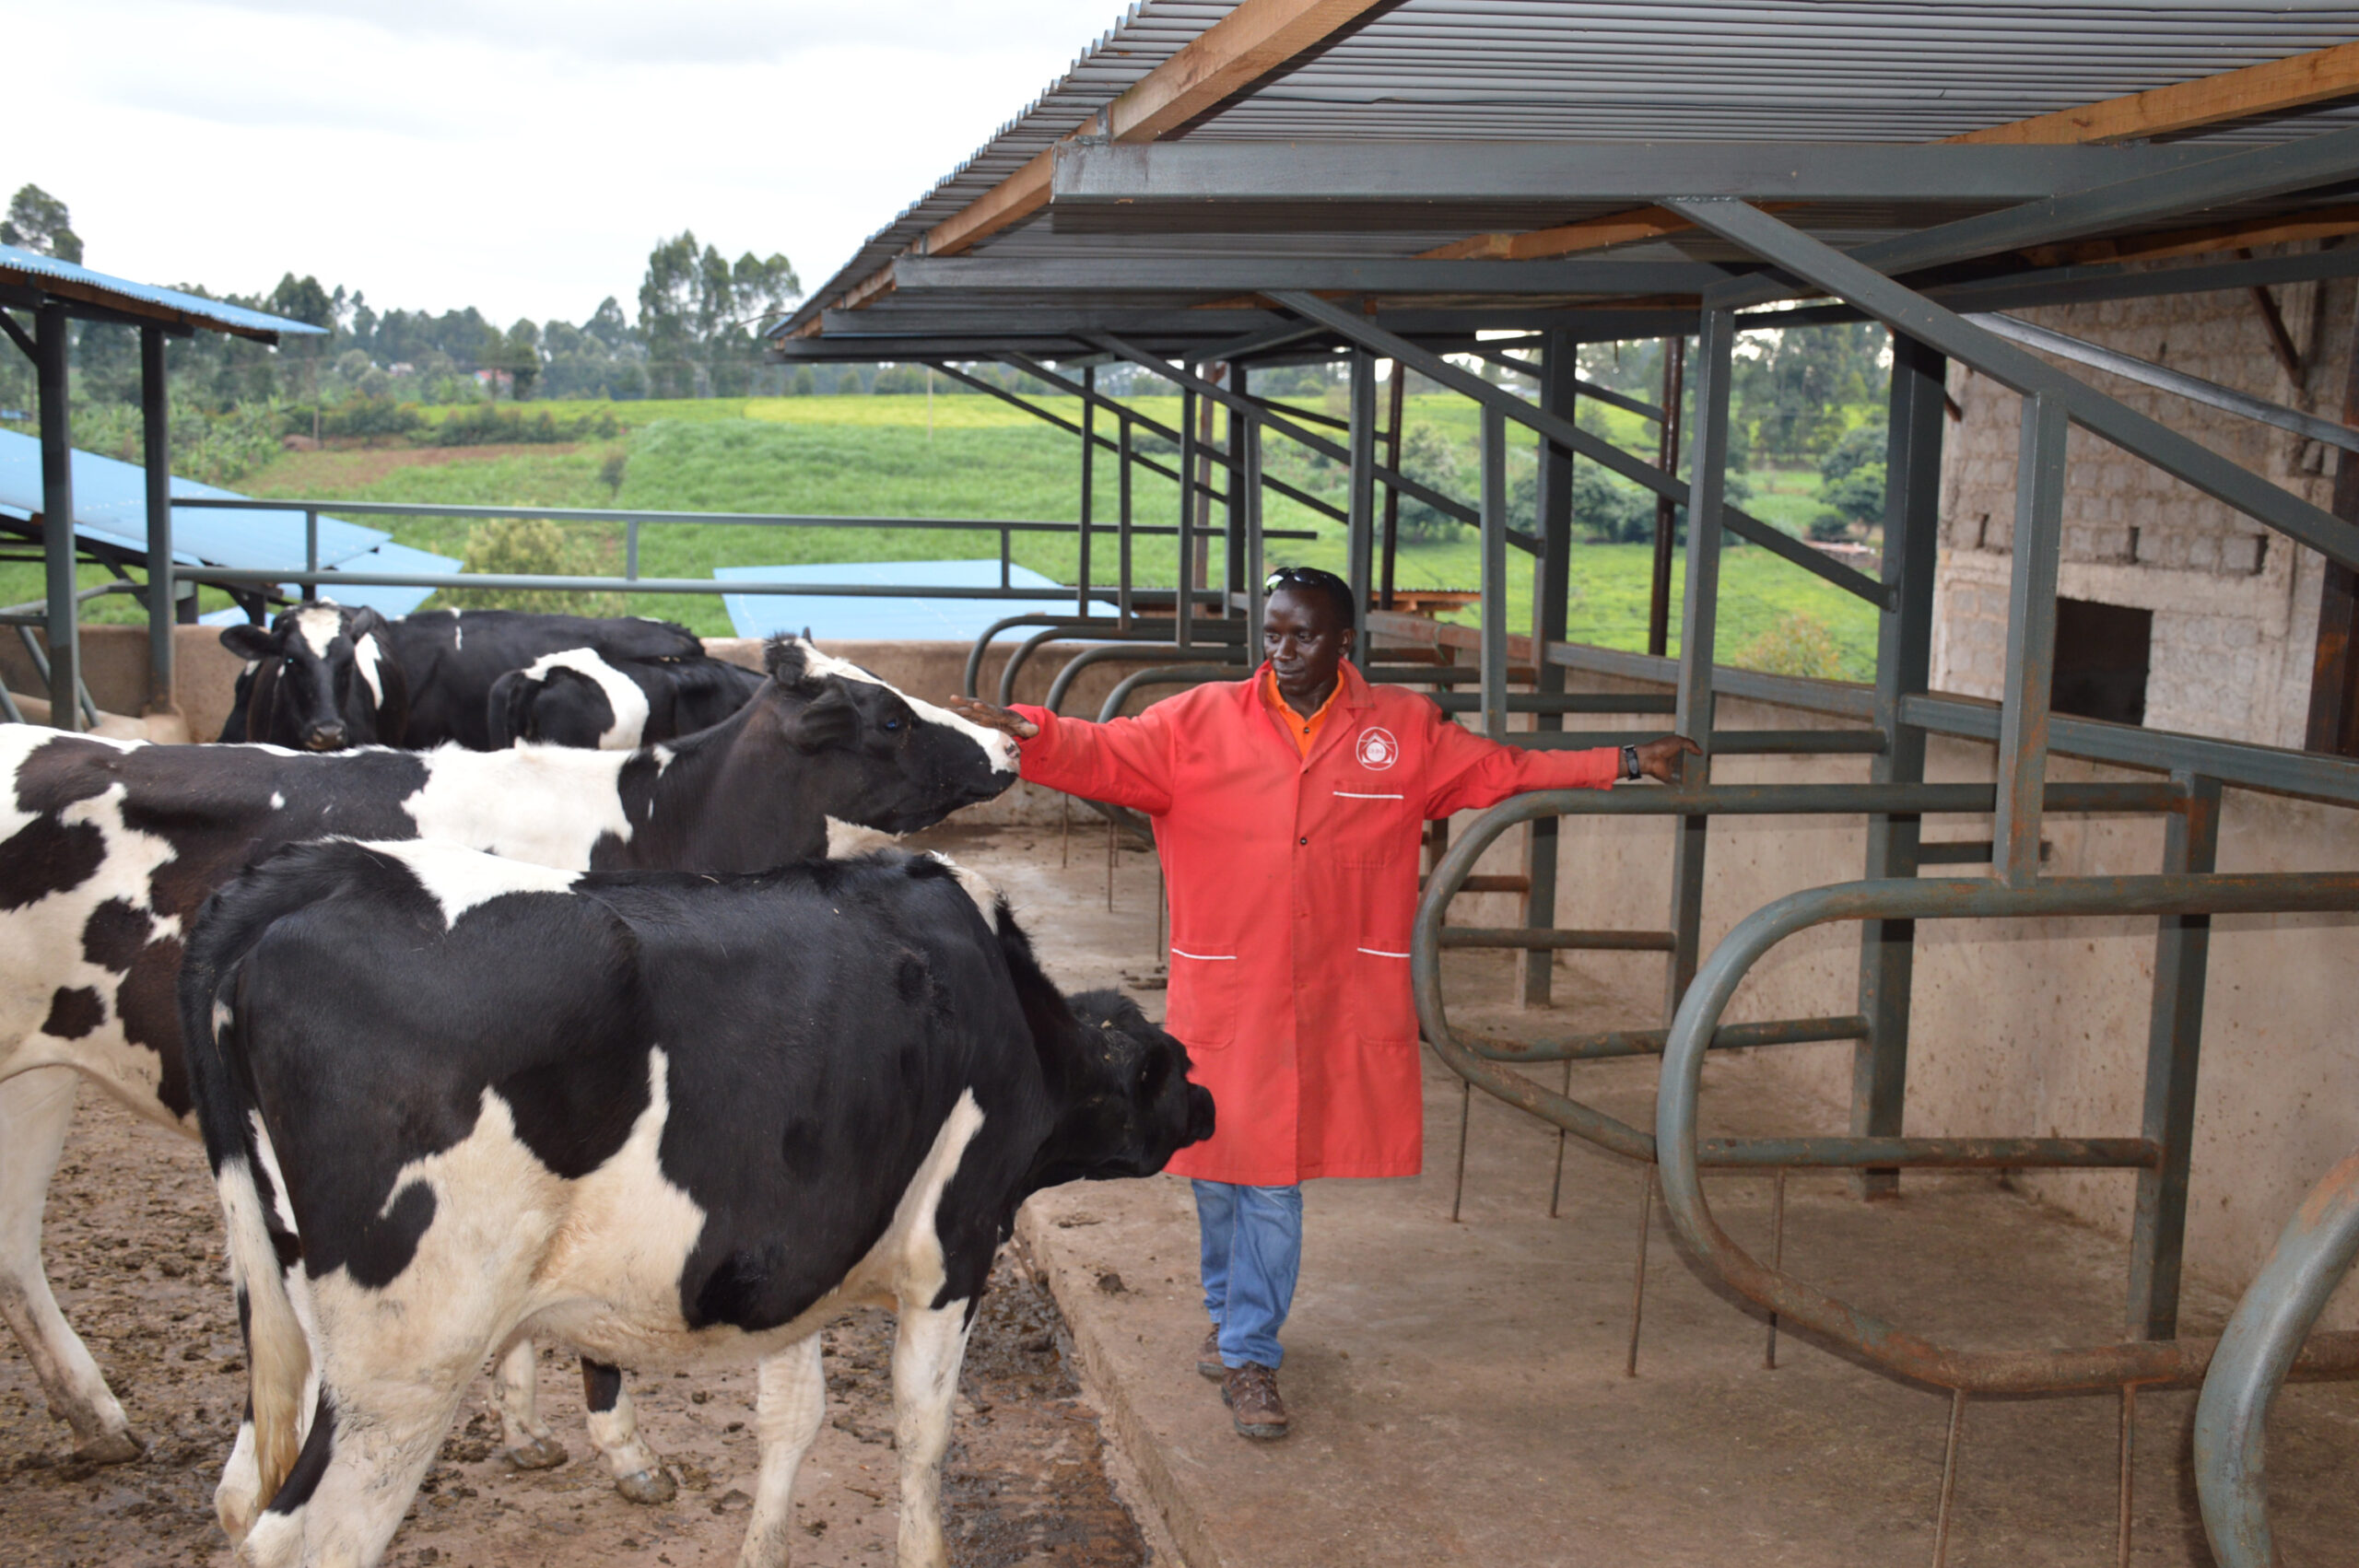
[821, 0, 1390, 326]
[2020, 205, 2359, 266]
[1946, 40, 2359, 145]
[1418, 208, 1699, 263]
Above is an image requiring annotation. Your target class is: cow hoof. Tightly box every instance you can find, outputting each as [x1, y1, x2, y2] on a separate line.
[615, 1467, 676, 1505]
[75, 1430, 147, 1466]
[502, 1436, 569, 1471]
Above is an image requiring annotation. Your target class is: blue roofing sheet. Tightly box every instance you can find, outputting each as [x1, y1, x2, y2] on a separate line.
[0, 243, 324, 339]
[0, 430, 458, 617]
[716, 559, 1114, 641]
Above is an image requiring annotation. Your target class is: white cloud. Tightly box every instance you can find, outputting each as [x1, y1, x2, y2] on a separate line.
[13, 0, 1128, 324]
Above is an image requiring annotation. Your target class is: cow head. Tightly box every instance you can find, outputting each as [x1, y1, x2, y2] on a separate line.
[762, 637, 1018, 835]
[1032, 989, 1215, 1188]
[217, 603, 409, 751]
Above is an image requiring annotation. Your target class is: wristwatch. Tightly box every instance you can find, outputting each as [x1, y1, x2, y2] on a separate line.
[1621, 743, 1641, 781]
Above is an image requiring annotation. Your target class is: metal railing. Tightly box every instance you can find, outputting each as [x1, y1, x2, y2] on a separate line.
[2195, 1144, 2359, 1568]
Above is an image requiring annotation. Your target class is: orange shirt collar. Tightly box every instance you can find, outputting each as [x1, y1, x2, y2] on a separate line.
[1262, 664, 1345, 760]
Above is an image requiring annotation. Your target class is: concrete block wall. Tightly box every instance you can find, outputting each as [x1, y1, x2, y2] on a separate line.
[1933, 252, 2347, 748]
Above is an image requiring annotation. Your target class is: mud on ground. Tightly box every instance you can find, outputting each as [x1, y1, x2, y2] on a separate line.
[0, 1089, 1156, 1568]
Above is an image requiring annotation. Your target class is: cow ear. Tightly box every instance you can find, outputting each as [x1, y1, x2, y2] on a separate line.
[348, 607, 391, 638]
[220, 623, 275, 661]
[785, 684, 859, 754]
[763, 636, 811, 687]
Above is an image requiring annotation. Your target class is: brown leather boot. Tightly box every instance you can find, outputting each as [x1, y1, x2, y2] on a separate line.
[1197, 1328, 1225, 1381]
[1220, 1362, 1289, 1439]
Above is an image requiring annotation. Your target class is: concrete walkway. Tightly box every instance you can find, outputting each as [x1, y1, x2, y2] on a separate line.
[929, 824, 2359, 1568]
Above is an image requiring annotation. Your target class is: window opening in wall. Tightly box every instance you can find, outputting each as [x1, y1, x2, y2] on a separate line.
[2050, 598, 2152, 727]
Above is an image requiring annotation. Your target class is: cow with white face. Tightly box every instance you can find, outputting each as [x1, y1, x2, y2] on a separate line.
[217, 604, 405, 751]
[0, 637, 1017, 1493]
[182, 840, 1213, 1568]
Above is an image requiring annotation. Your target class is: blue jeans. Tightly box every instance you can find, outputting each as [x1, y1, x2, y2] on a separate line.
[1194, 1180, 1303, 1370]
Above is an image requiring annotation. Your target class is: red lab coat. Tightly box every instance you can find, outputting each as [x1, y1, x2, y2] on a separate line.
[1011, 661, 1620, 1186]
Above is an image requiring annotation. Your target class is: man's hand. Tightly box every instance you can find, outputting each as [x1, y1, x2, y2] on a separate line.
[1633, 734, 1701, 784]
[945, 695, 1039, 740]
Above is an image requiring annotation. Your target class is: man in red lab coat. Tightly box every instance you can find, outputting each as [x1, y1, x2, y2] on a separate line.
[950, 568, 1694, 1439]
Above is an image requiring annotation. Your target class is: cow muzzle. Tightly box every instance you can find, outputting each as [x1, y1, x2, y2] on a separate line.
[304, 723, 350, 752]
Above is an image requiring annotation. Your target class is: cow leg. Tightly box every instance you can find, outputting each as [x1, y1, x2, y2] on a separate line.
[581, 1357, 675, 1504]
[0, 1066, 143, 1463]
[490, 1340, 568, 1470]
[889, 1299, 974, 1568]
[241, 1375, 470, 1568]
[734, 1337, 827, 1568]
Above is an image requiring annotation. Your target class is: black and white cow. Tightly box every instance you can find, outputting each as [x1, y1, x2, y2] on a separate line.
[218, 604, 405, 751]
[486, 643, 765, 750]
[181, 840, 1212, 1568]
[217, 606, 763, 752]
[0, 638, 1016, 1492]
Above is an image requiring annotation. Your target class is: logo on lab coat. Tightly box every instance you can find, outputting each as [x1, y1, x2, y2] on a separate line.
[1356, 726, 1399, 770]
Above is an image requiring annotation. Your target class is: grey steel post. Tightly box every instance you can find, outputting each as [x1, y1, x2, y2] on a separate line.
[35, 303, 80, 731]
[1382, 364, 1404, 608]
[1478, 404, 1510, 741]
[2130, 770, 2222, 1340]
[1078, 365, 1096, 615]
[1525, 329, 1578, 1004]
[1118, 414, 1134, 629]
[1177, 380, 1197, 649]
[1995, 392, 2069, 886]
[304, 509, 319, 577]
[1649, 333, 1686, 658]
[1666, 310, 1736, 1016]
[627, 520, 640, 580]
[1854, 337, 1947, 1198]
[1226, 363, 1248, 615]
[1345, 348, 1376, 669]
[1243, 394, 1265, 640]
[139, 322, 173, 715]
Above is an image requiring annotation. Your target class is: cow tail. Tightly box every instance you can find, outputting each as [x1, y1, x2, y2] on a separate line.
[181, 859, 345, 1532]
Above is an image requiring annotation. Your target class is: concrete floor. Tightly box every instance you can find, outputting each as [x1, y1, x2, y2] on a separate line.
[927, 820, 2359, 1568]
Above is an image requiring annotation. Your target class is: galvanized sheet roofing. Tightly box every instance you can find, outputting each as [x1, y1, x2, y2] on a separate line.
[0, 244, 323, 341]
[786, 0, 2359, 336]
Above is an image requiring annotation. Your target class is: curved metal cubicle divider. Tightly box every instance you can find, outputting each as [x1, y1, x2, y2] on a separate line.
[2194, 1145, 2359, 1568]
[1649, 869, 2359, 1394]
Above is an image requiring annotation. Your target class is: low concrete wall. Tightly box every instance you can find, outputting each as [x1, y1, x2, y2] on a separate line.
[1436, 669, 2359, 1330]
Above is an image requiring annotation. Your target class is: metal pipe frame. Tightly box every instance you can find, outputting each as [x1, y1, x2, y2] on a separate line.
[1046, 641, 1248, 717]
[34, 302, 79, 731]
[993, 618, 1241, 707]
[1652, 869, 2359, 1396]
[1525, 331, 1578, 1004]
[1097, 662, 1240, 724]
[2194, 1144, 2359, 1568]
[138, 323, 172, 714]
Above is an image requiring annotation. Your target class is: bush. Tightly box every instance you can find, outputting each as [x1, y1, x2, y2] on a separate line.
[428, 402, 620, 447]
[1821, 459, 1886, 526]
[1806, 507, 1854, 543]
[441, 517, 623, 614]
[1731, 613, 1844, 679]
[311, 395, 424, 441]
[1393, 425, 1470, 543]
[598, 447, 629, 497]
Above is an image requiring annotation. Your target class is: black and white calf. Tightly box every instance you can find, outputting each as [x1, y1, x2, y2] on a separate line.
[182, 841, 1212, 1568]
[0, 638, 1015, 1488]
[217, 606, 763, 752]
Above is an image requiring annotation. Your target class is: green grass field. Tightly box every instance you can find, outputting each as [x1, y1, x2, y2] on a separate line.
[13, 393, 1874, 680]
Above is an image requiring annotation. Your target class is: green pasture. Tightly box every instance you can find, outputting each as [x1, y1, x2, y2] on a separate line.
[11, 394, 1872, 680]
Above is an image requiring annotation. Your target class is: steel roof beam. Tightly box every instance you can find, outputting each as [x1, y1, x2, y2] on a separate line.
[896, 256, 1743, 295]
[1708, 123, 2359, 311]
[1668, 198, 2359, 574]
[1050, 138, 2236, 205]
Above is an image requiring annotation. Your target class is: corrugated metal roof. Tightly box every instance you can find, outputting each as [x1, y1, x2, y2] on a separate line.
[0, 243, 326, 342]
[783, 0, 2359, 345]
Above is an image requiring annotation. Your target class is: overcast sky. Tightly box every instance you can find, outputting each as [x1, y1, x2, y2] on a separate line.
[16, 0, 1124, 325]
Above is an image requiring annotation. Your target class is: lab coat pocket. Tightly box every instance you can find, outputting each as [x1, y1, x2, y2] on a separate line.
[1348, 941, 1418, 1049]
[1327, 786, 1413, 867]
[1165, 945, 1242, 1048]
